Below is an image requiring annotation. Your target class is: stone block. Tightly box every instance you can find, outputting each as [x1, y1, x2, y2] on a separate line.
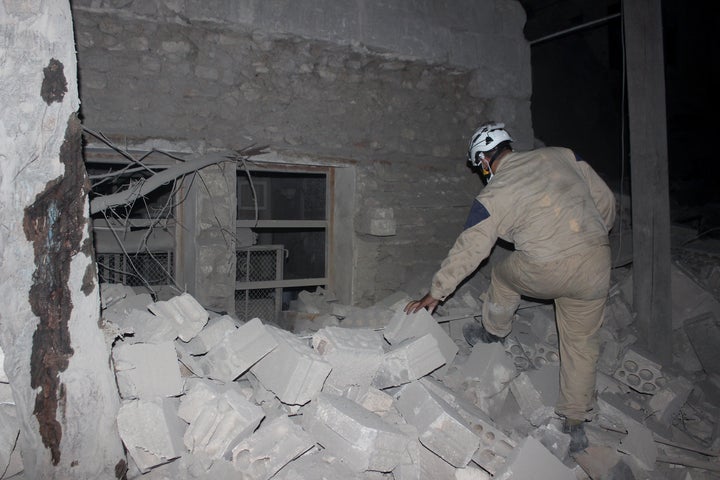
[493, 436, 576, 480]
[613, 347, 667, 394]
[384, 308, 458, 369]
[531, 423, 570, 462]
[113, 341, 183, 399]
[178, 379, 223, 423]
[312, 326, 385, 394]
[251, 325, 332, 405]
[302, 392, 409, 473]
[372, 334, 446, 389]
[617, 415, 657, 470]
[116, 398, 185, 473]
[183, 314, 237, 355]
[396, 381, 480, 467]
[232, 415, 314, 479]
[101, 292, 154, 324]
[148, 292, 209, 342]
[201, 317, 277, 383]
[183, 388, 264, 460]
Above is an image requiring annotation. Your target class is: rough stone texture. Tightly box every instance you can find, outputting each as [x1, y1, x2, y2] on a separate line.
[69, 0, 532, 306]
[0, 1, 125, 477]
[112, 341, 183, 399]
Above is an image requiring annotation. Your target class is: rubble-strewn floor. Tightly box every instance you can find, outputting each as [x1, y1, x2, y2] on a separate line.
[2, 231, 720, 479]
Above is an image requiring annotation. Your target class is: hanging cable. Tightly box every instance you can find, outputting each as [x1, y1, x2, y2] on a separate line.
[529, 12, 622, 46]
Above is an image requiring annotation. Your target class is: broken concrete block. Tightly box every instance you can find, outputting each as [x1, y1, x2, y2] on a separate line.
[312, 326, 385, 395]
[99, 282, 136, 309]
[174, 340, 203, 377]
[419, 377, 514, 474]
[116, 398, 185, 473]
[343, 385, 395, 415]
[396, 381, 480, 467]
[295, 289, 334, 315]
[183, 314, 237, 355]
[613, 347, 667, 394]
[114, 308, 178, 344]
[0, 404, 23, 478]
[251, 325, 332, 405]
[178, 380, 223, 423]
[232, 415, 314, 479]
[683, 312, 720, 376]
[113, 341, 183, 399]
[147, 292, 209, 342]
[372, 334, 446, 389]
[597, 328, 636, 376]
[302, 392, 409, 473]
[384, 308, 459, 370]
[648, 376, 694, 425]
[183, 388, 264, 460]
[493, 436, 576, 480]
[509, 367, 559, 427]
[101, 291, 153, 323]
[201, 317, 277, 383]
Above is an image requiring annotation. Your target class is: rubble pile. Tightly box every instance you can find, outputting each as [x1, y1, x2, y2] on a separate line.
[2, 260, 720, 479]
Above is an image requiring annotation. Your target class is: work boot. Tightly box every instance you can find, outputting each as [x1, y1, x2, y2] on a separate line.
[462, 321, 505, 346]
[563, 419, 589, 454]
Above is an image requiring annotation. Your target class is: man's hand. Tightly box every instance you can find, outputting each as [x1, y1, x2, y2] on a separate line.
[404, 293, 440, 315]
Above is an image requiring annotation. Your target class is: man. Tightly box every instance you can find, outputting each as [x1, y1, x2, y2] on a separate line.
[405, 122, 615, 453]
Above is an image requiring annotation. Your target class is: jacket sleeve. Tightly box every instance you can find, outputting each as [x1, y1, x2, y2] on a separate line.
[430, 211, 497, 301]
[576, 160, 616, 231]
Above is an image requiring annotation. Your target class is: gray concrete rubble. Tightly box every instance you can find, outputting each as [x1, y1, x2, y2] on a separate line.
[5, 267, 720, 479]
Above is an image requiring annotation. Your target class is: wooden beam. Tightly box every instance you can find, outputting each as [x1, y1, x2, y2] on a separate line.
[622, 0, 672, 362]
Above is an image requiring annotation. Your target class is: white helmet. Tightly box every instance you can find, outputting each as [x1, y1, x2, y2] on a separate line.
[467, 122, 513, 167]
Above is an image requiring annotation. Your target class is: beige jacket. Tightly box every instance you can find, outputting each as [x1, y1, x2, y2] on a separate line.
[430, 147, 616, 300]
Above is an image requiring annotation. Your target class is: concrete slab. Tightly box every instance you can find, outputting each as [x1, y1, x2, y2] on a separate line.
[683, 312, 720, 376]
[343, 385, 395, 415]
[647, 376, 694, 425]
[618, 417, 657, 471]
[509, 368, 558, 427]
[273, 450, 364, 480]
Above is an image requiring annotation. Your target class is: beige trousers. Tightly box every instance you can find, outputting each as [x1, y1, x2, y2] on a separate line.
[482, 245, 611, 421]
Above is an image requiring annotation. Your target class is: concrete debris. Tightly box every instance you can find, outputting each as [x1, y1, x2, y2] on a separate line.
[6, 271, 720, 480]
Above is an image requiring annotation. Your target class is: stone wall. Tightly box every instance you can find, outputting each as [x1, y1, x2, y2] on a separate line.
[71, 0, 532, 305]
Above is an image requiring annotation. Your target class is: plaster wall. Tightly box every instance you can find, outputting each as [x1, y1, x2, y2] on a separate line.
[70, 0, 532, 305]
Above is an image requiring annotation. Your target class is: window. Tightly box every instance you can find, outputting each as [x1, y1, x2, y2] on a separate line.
[235, 168, 329, 322]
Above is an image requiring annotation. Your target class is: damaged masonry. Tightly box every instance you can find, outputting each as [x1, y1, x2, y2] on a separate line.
[4, 242, 720, 479]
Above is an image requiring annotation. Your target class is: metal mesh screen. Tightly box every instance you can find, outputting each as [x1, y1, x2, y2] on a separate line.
[234, 288, 278, 323]
[97, 251, 174, 286]
[235, 246, 283, 323]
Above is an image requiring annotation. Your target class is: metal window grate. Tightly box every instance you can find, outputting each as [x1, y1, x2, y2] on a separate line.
[97, 251, 174, 287]
[235, 245, 283, 323]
